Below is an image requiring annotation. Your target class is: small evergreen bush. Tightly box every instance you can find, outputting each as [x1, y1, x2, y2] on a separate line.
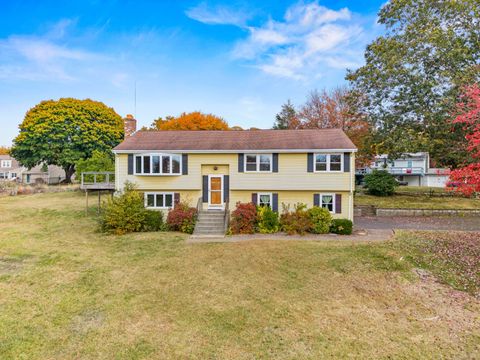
[330, 219, 353, 235]
[256, 206, 279, 233]
[230, 202, 257, 234]
[143, 210, 167, 232]
[364, 170, 398, 196]
[166, 202, 197, 234]
[280, 203, 312, 235]
[307, 206, 332, 234]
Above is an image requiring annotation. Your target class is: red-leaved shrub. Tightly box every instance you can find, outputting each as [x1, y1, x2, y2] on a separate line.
[230, 202, 257, 234]
[167, 202, 197, 234]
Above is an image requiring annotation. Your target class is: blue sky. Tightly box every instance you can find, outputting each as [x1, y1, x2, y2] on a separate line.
[0, 0, 385, 145]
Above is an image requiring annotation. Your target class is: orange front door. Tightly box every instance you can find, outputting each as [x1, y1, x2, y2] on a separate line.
[209, 176, 222, 206]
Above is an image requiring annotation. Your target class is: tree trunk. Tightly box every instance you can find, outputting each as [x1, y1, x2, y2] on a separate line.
[64, 164, 75, 183]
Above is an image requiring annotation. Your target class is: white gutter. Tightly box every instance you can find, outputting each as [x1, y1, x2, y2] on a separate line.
[112, 149, 358, 154]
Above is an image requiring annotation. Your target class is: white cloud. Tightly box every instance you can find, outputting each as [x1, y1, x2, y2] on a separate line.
[185, 2, 250, 27]
[227, 1, 373, 80]
[0, 20, 111, 82]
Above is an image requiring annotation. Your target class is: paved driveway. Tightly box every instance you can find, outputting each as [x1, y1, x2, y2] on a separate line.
[355, 216, 480, 231]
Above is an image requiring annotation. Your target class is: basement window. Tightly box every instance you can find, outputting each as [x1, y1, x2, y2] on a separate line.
[145, 192, 174, 209]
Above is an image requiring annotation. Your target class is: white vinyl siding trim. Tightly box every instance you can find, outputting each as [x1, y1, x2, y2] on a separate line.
[314, 153, 343, 172]
[134, 154, 181, 176]
[244, 154, 272, 173]
[114, 149, 358, 154]
[144, 192, 174, 209]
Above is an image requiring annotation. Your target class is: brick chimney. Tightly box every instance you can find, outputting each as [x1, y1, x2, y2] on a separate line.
[123, 114, 137, 138]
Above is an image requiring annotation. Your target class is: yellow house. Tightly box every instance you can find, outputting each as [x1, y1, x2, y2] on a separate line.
[113, 129, 356, 234]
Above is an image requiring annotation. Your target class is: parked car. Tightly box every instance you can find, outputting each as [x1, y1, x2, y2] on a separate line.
[446, 181, 461, 188]
[395, 179, 408, 186]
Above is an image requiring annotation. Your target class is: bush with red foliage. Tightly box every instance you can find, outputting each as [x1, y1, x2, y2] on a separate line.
[166, 201, 197, 234]
[230, 202, 257, 234]
[448, 84, 480, 197]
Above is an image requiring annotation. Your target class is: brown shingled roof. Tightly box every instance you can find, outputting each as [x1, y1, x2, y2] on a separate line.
[113, 129, 356, 152]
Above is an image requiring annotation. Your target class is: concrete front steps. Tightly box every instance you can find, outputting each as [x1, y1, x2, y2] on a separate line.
[192, 210, 226, 237]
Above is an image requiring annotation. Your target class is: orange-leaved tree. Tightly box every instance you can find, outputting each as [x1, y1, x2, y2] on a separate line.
[0, 146, 10, 155]
[274, 88, 373, 167]
[150, 111, 229, 130]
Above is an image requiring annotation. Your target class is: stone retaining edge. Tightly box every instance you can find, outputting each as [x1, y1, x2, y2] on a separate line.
[355, 205, 480, 217]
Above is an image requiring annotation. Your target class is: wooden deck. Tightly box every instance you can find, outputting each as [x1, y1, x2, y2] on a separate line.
[81, 182, 115, 190]
[81, 172, 115, 214]
[80, 172, 115, 191]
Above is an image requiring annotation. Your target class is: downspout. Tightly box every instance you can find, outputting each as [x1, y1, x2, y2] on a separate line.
[349, 153, 354, 222]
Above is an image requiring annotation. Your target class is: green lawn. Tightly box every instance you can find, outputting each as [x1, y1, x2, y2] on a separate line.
[396, 186, 448, 194]
[0, 192, 479, 359]
[355, 192, 480, 209]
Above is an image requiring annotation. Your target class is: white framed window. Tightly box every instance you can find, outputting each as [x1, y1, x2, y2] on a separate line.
[1, 160, 12, 168]
[258, 193, 272, 208]
[135, 154, 181, 175]
[319, 194, 335, 213]
[245, 154, 272, 172]
[144, 192, 174, 209]
[314, 153, 343, 172]
[10, 173, 16, 179]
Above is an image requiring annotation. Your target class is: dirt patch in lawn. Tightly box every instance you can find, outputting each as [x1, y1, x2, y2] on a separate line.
[71, 309, 105, 334]
[0, 255, 33, 276]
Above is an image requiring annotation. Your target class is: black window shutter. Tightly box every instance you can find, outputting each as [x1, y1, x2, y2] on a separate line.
[223, 175, 229, 202]
[182, 154, 188, 175]
[335, 194, 342, 214]
[127, 154, 133, 174]
[307, 153, 313, 172]
[251, 193, 257, 205]
[344, 153, 350, 172]
[272, 153, 279, 172]
[174, 193, 180, 206]
[202, 175, 208, 203]
[272, 193, 278, 212]
[313, 194, 320, 207]
[238, 153, 244, 172]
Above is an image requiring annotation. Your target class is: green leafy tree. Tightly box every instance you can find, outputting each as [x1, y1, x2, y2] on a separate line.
[347, 0, 480, 167]
[11, 98, 124, 182]
[75, 150, 115, 183]
[273, 100, 299, 129]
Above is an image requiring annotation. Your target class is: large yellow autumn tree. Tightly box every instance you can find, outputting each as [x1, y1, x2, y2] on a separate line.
[150, 111, 229, 130]
[0, 146, 10, 155]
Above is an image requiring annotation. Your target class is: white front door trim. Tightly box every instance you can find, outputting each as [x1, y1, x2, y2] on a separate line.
[208, 174, 224, 209]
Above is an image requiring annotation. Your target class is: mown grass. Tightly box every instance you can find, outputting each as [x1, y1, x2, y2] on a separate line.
[0, 192, 479, 359]
[396, 186, 448, 194]
[393, 230, 480, 297]
[355, 192, 480, 209]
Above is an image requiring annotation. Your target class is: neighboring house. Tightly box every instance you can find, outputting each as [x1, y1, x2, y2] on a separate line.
[0, 155, 66, 184]
[0, 155, 22, 181]
[112, 129, 357, 222]
[358, 152, 450, 188]
[21, 164, 66, 185]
